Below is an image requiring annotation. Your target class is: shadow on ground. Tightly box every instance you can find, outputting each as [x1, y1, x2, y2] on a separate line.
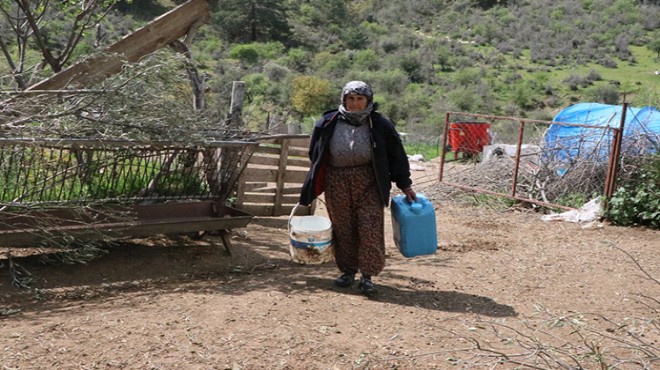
[0, 215, 515, 320]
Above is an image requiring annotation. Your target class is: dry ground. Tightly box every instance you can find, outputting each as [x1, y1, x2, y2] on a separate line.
[0, 161, 658, 369]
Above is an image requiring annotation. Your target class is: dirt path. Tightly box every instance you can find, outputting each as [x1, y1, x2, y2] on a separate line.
[0, 161, 658, 369]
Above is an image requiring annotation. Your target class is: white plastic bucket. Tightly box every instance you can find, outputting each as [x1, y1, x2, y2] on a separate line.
[288, 204, 334, 264]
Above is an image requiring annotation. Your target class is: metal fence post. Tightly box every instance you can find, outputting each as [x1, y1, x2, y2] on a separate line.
[604, 102, 627, 207]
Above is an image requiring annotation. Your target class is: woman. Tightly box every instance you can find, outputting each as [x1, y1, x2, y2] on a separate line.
[299, 80, 416, 296]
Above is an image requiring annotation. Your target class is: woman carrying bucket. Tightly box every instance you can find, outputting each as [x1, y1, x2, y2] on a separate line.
[299, 80, 416, 296]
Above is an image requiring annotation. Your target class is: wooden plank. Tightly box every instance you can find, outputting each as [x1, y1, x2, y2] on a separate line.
[254, 146, 282, 155]
[243, 193, 275, 206]
[0, 217, 248, 247]
[246, 156, 309, 168]
[247, 155, 281, 167]
[236, 137, 312, 216]
[0, 203, 252, 247]
[273, 139, 290, 215]
[238, 203, 306, 217]
[285, 147, 309, 157]
[281, 186, 303, 195]
[239, 193, 300, 204]
[240, 182, 270, 192]
[241, 166, 307, 177]
[268, 137, 309, 146]
[284, 137, 311, 147]
[284, 158, 310, 167]
[240, 204, 274, 216]
[240, 185, 302, 194]
[253, 144, 307, 158]
[240, 194, 276, 203]
[282, 170, 308, 183]
[240, 168, 278, 182]
[27, 0, 210, 90]
[241, 169, 307, 184]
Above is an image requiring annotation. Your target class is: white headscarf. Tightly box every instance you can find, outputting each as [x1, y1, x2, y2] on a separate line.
[338, 81, 374, 126]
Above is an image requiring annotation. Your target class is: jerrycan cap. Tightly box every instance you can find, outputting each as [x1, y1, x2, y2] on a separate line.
[411, 202, 423, 213]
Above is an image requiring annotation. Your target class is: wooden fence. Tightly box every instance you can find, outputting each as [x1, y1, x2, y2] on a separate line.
[236, 135, 313, 216]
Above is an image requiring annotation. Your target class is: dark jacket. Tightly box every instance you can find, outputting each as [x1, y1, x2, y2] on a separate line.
[299, 109, 412, 207]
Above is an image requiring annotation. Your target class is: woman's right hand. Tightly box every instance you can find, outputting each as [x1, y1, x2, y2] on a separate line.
[403, 187, 417, 203]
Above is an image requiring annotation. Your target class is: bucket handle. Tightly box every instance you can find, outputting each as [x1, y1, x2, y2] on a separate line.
[288, 198, 327, 233]
[288, 203, 302, 233]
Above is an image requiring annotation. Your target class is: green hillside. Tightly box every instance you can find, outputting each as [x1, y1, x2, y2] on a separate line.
[1, 0, 659, 135]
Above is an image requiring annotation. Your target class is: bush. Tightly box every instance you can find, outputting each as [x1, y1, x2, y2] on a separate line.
[228, 44, 259, 65]
[228, 42, 286, 65]
[355, 49, 380, 71]
[585, 85, 620, 105]
[606, 156, 660, 229]
[585, 69, 602, 82]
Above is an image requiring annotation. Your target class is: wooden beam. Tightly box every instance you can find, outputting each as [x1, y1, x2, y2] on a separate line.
[26, 0, 210, 91]
[273, 139, 290, 215]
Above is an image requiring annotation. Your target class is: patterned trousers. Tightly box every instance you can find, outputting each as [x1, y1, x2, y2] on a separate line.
[325, 164, 385, 277]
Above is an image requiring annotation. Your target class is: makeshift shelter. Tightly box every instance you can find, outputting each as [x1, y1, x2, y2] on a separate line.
[544, 103, 660, 163]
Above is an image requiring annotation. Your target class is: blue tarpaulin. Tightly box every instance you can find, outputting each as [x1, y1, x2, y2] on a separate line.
[544, 103, 660, 163]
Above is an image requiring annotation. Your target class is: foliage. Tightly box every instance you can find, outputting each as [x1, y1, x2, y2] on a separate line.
[0, 0, 125, 89]
[354, 49, 380, 71]
[648, 38, 660, 58]
[212, 0, 291, 44]
[554, 193, 587, 210]
[1, 0, 659, 149]
[3, 0, 659, 127]
[585, 85, 621, 105]
[115, 0, 165, 20]
[290, 75, 331, 116]
[1, 52, 221, 141]
[606, 156, 660, 229]
[228, 44, 260, 65]
[404, 143, 440, 162]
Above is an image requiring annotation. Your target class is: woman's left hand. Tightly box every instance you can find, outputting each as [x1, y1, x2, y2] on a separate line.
[403, 187, 417, 203]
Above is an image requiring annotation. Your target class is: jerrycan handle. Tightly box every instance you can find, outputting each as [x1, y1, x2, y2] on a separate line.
[409, 193, 425, 213]
[410, 201, 423, 213]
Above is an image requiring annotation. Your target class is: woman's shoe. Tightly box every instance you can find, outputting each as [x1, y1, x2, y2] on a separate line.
[358, 276, 377, 295]
[334, 273, 355, 287]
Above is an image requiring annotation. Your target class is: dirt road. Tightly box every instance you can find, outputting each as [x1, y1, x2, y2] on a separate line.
[0, 161, 658, 369]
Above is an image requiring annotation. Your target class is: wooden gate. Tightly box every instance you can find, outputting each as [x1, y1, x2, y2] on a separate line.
[236, 135, 314, 216]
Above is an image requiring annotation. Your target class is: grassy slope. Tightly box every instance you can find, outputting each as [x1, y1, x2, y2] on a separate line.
[547, 46, 659, 107]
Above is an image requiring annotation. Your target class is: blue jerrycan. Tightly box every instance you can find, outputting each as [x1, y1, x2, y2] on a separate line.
[390, 193, 438, 258]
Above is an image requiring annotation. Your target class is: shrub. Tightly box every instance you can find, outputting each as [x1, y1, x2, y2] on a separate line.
[399, 53, 423, 83]
[263, 62, 290, 82]
[342, 27, 368, 49]
[585, 85, 620, 105]
[379, 37, 399, 53]
[585, 70, 602, 82]
[290, 75, 331, 115]
[606, 156, 660, 229]
[562, 74, 590, 91]
[371, 68, 409, 95]
[228, 44, 259, 65]
[355, 49, 380, 71]
[287, 48, 310, 72]
[228, 42, 285, 65]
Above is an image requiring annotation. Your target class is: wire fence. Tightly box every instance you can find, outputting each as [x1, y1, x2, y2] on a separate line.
[0, 138, 259, 250]
[433, 108, 659, 211]
[0, 139, 258, 209]
[400, 123, 444, 160]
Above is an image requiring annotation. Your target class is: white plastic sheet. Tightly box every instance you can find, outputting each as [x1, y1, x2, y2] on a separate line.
[541, 197, 602, 224]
